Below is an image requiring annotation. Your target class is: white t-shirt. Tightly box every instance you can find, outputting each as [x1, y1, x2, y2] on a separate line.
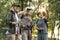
[15, 13, 19, 34]
[15, 13, 19, 21]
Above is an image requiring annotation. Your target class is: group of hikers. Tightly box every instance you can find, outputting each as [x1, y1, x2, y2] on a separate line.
[6, 3, 48, 40]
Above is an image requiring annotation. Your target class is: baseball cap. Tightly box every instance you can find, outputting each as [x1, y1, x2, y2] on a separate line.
[25, 7, 32, 10]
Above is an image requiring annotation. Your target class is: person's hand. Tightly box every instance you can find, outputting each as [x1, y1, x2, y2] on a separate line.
[18, 19, 21, 22]
[39, 28, 44, 30]
[12, 21, 19, 24]
[35, 27, 40, 30]
[35, 27, 44, 30]
[12, 19, 21, 24]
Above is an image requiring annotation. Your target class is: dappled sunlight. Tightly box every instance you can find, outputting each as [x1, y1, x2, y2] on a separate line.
[0, 0, 60, 40]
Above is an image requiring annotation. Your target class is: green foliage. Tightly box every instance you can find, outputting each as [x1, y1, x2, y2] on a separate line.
[48, 0, 60, 3]
[49, 1, 60, 13]
[0, 0, 60, 39]
[49, 0, 60, 21]
[48, 1, 60, 37]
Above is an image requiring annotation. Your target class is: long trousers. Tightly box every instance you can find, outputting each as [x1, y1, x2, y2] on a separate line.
[6, 34, 22, 40]
[38, 33, 48, 40]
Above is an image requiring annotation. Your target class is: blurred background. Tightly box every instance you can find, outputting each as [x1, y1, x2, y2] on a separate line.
[0, 0, 60, 40]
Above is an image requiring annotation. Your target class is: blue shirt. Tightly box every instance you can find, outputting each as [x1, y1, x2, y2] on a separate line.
[36, 19, 47, 34]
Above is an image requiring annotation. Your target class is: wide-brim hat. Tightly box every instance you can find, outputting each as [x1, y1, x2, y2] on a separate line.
[12, 3, 20, 7]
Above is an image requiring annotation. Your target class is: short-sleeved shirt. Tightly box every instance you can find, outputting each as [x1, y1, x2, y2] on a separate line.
[21, 15, 32, 30]
[36, 19, 47, 34]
